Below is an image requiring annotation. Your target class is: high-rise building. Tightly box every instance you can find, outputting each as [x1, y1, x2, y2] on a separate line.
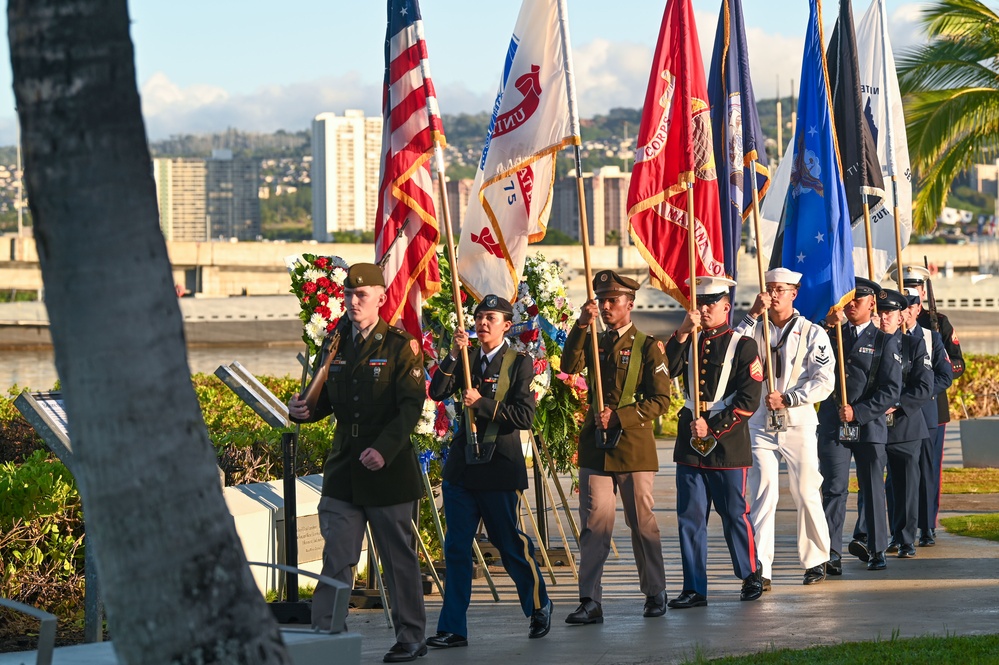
[550, 166, 632, 245]
[435, 177, 475, 237]
[153, 158, 207, 242]
[311, 110, 383, 240]
[207, 149, 261, 240]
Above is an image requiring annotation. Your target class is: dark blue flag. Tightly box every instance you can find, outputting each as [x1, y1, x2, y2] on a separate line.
[782, 0, 855, 323]
[708, 0, 770, 290]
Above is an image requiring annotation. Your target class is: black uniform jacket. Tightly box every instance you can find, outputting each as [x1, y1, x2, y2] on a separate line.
[665, 324, 763, 469]
[293, 318, 426, 506]
[560, 322, 672, 473]
[817, 322, 902, 444]
[887, 330, 932, 444]
[917, 309, 963, 424]
[909, 324, 953, 434]
[429, 343, 536, 491]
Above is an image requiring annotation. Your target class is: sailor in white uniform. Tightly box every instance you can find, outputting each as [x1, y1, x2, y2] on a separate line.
[736, 267, 836, 587]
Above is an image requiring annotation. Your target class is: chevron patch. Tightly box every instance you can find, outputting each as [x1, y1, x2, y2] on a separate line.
[750, 357, 764, 381]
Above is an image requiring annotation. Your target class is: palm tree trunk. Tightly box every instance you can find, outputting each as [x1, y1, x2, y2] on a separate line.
[7, 1, 290, 662]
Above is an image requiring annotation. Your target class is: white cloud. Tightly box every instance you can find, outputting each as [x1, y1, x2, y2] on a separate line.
[889, 3, 931, 52]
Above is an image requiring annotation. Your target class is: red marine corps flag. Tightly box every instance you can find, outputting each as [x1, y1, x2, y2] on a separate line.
[627, 0, 725, 308]
[375, 0, 443, 336]
[457, 0, 579, 302]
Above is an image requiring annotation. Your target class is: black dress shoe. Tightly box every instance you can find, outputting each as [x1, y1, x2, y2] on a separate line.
[867, 551, 887, 571]
[643, 590, 667, 617]
[667, 590, 707, 609]
[565, 598, 603, 624]
[886, 539, 899, 554]
[918, 530, 936, 547]
[898, 543, 917, 558]
[826, 550, 843, 576]
[383, 641, 428, 663]
[761, 577, 772, 592]
[529, 599, 553, 638]
[426, 632, 467, 649]
[803, 564, 826, 585]
[740, 573, 764, 601]
[848, 538, 870, 563]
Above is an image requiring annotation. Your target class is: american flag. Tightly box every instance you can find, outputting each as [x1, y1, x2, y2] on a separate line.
[375, 0, 443, 337]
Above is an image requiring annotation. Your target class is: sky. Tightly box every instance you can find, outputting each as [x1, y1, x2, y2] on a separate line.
[0, 0, 930, 146]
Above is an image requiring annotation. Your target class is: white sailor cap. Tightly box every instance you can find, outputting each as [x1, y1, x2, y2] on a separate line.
[764, 267, 802, 285]
[902, 265, 931, 286]
[685, 276, 737, 304]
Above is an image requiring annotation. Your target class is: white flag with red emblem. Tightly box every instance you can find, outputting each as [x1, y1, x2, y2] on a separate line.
[456, 0, 579, 302]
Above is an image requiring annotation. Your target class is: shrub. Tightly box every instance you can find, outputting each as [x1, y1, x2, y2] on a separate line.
[950, 354, 999, 420]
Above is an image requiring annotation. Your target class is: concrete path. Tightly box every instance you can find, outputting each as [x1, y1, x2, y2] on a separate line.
[347, 425, 999, 664]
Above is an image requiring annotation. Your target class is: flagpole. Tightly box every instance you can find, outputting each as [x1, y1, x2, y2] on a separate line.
[750, 160, 781, 428]
[558, 0, 606, 443]
[414, 15, 479, 453]
[861, 191, 876, 279]
[878, 0, 905, 291]
[685, 179, 705, 437]
[776, 77, 783, 161]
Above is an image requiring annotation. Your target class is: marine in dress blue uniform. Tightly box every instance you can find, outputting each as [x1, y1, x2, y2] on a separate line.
[665, 277, 764, 608]
[904, 266, 963, 546]
[426, 295, 552, 648]
[818, 277, 903, 573]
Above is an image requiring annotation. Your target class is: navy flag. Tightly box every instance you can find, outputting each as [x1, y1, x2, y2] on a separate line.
[781, 0, 855, 323]
[708, 0, 770, 288]
[826, 0, 886, 278]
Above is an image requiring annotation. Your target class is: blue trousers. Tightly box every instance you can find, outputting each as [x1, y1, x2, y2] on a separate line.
[918, 425, 945, 532]
[675, 464, 757, 596]
[819, 437, 888, 554]
[437, 481, 548, 638]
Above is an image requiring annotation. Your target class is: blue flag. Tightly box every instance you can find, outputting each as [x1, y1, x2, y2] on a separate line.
[782, 0, 855, 323]
[708, 0, 770, 289]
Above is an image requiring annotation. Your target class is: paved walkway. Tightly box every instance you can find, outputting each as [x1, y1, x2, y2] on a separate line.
[347, 425, 999, 664]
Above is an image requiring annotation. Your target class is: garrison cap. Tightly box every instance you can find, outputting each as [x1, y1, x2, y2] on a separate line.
[854, 277, 879, 298]
[902, 265, 931, 287]
[593, 270, 640, 297]
[474, 294, 514, 319]
[905, 287, 921, 307]
[877, 288, 908, 312]
[685, 276, 737, 305]
[345, 263, 386, 288]
[764, 267, 802, 285]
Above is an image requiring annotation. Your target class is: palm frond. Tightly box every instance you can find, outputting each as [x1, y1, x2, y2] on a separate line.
[920, 0, 999, 41]
[905, 87, 999, 169]
[898, 41, 999, 92]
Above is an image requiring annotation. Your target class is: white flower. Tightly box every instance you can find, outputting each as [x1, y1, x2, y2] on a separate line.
[303, 268, 325, 283]
[330, 267, 347, 285]
[305, 313, 328, 345]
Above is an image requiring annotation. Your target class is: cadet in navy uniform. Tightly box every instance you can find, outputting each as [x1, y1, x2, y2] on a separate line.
[426, 295, 552, 647]
[902, 284, 953, 547]
[873, 288, 932, 558]
[665, 276, 764, 608]
[818, 277, 902, 573]
[288, 263, 427, 663]
[903, 265, 963, 546]
[560, 270, 672, 624]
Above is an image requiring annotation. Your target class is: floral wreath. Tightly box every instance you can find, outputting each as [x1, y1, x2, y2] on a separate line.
[286, 254, 350, 357]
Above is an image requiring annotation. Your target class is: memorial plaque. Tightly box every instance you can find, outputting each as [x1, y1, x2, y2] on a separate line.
[297, 513, 324, 564]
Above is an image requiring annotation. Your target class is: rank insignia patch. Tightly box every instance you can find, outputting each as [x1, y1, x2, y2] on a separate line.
[410, 339, 420, 356]
[750, 357, 764, 381]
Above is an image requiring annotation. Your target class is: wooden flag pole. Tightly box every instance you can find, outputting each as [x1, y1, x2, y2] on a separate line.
[750, 160, 783, 431]
[433, 148, 480, 454]
[686, 179, 710, 453]
[891, 177, 904, 290]
[573, 145, 606, 443]
[861, 190, 876, 280]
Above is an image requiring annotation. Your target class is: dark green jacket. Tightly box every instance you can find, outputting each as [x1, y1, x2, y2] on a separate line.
[297, 318, 426, 506]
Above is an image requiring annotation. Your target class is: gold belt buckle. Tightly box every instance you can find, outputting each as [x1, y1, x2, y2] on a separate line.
[351, 424, 359, 437]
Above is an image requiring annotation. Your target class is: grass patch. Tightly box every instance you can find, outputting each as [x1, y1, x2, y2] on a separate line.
[263, 585, 315, 602]
[848, 467, 999, 495]
[683, 633, 999, 664]
[940, 514, 999, 543]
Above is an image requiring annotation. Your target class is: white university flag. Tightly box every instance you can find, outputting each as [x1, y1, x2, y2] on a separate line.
[757, 137, 793, 268]
[856, 0, 912, 282]
[457, 0, 579, 302]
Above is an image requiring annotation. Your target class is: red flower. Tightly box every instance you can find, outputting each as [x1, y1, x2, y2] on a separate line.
[330, 283, 344, 298]
[519, 328, 539, 344]
[434, 404, 451, 437]
[527, 304, 540, 317]
[301, 296, 311, 305]
[533, 357, 548, 374]
[561, 312, 569, 322]
[301, 281, 318, 295]
[313, 257, 330, 269]
[316, 292, 329, 305]
[315, 305, 332, 319]
[326, 320, 338, 332]
[460, 290, 468, 303]
[316, 276, 332, 290]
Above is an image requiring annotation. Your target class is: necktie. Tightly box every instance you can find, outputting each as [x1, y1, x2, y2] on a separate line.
[354, 332, 363, 348]
[481, 354, 489, 378]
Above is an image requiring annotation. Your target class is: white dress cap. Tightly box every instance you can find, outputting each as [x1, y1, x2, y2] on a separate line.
[764, 267, 802, 285]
